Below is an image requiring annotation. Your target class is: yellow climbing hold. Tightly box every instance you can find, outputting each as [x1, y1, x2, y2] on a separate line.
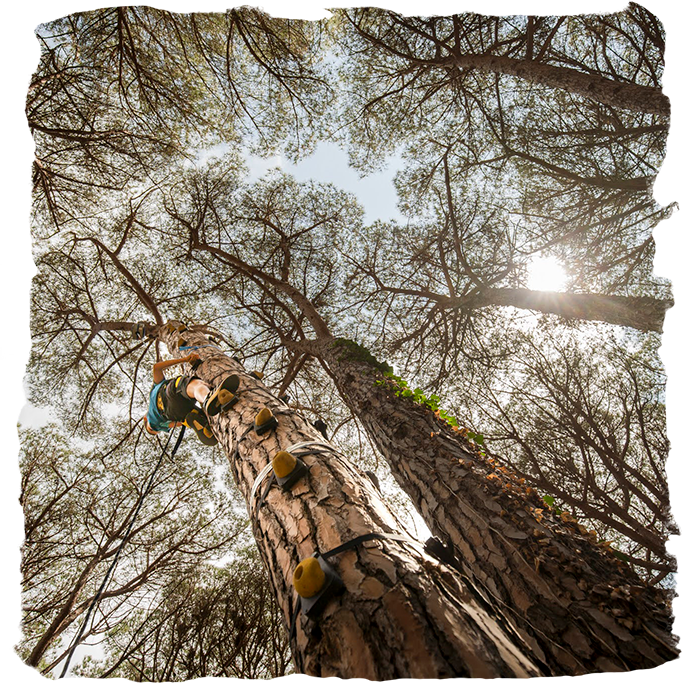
[254, 406, 278, 435]
[255, 407, 273, 426]
[218, 389, 236, 405]
[293, 557, 326, 598]
[272, 450, 296, 478]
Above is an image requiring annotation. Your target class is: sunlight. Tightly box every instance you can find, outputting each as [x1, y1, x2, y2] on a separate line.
[527, 256, 567, 292]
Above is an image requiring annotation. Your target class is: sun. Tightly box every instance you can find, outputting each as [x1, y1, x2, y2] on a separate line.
[527, 256, 567, 292]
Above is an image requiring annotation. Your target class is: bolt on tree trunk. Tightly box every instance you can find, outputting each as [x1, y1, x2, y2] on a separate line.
[155, 322, 544, 678]
[311, 338, 678, 674]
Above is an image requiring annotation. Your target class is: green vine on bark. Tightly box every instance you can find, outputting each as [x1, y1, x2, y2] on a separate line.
[332, 338, 393, 374]
[376, 371, 489, 446]
[333, 338, 628, 561]
[333, 337, 486, 448]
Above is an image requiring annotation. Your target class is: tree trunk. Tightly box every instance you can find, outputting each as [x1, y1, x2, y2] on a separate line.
[26, 557, 100, 668]
[444, 53, 669, 117]
[309, 337, 678, 674]
[157, 322, 544, 678]
[470, 288, 672, 333]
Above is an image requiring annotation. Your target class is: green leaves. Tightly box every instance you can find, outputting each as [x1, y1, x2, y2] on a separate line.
[380, 371, 465, 431]
[443, 415, 459, 428]
[333, 338, 393, 374]
[541, 494, 566, 517]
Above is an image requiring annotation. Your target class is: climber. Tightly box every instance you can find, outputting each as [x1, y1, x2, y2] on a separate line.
[143, 353, 238, 443]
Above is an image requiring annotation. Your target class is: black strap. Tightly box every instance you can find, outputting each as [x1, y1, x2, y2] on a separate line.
[321, 532, 415, 560]
[237, 424, 254, 444]
[169, 425, 186, 459]
[289, 533, 420, 652]
[281, 497, 471, 660]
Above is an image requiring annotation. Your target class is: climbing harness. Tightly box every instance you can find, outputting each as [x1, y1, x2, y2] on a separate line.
[179, 343, 222, 352]
[131, 321, 149, 340]
[58, 425, 185, 679]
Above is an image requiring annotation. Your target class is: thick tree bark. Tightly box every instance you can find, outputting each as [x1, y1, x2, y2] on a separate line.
[374, 283, 672, 334]
[157, 322, 544, 678]
[444, 53, 669, 117]
[471, 288, 672, 333]
[306, 337, 678, 674]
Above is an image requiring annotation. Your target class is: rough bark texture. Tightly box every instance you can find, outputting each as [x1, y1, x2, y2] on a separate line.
[474, 289, 672, 333]
[315, 338, 678, 675]
[445, 53, 669, 117]
[156, 323, 544, 679]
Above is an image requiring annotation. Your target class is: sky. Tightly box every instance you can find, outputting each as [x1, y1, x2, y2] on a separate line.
[197, 140, 407, 224]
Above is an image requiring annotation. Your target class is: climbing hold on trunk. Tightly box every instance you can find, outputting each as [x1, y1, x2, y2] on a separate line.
[254, 407, 278, 435]
[293, 557, 326, 598]
[272, 450, 307, 490]
[272, 450, 296, 478]
[293, 555, 345, 618]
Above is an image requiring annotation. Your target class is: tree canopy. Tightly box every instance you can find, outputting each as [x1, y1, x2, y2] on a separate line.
[19, 2, 678, 677]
